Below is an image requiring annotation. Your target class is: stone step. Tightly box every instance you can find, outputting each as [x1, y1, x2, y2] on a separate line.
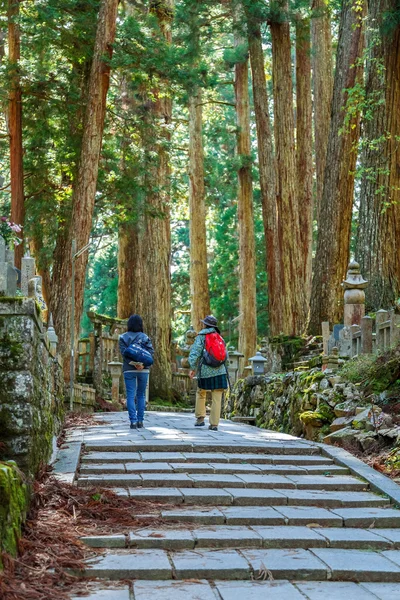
[158, 505, 400, 528]
[83, 440, 320, 455]
[80, 461, 348, 476]
[72, 580, 400, 600]
[82, 525, 398, 551]
[80, 547, 400, 582]
[77, 473, 363, 491]
[81, 451, 335, 466]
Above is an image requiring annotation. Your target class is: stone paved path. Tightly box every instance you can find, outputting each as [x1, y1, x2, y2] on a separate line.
[55, 412, 400, 599]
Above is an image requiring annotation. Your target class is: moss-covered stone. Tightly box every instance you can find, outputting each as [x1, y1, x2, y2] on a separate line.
[0, 461, 30, 563]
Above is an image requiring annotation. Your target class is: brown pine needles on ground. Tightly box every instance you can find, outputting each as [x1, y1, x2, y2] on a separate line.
[0, 465, 167, 600]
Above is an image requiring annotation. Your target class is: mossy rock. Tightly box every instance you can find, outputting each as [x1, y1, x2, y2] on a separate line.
[0, 461, 30, 561]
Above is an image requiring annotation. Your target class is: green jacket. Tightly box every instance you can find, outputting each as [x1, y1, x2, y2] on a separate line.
[188, 327, 228, 379]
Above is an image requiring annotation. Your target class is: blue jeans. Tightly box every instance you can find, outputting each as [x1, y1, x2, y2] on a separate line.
[124, 371, 148, 423]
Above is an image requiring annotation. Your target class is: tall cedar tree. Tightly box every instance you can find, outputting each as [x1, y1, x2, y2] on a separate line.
[234, 14, 257, 366]
[309, 0, 365, 334]
[245, 3, 282, 336]
[8, 0, 24, 266]
[356, 1, 400, 309]
[296, 16, 313, 307]
[134, 0, 174, 400]
[189, 89, 210, 332]
[51, 0, 119, 360]
[311, 0, 333, 219]
[270, 1, 308, 335]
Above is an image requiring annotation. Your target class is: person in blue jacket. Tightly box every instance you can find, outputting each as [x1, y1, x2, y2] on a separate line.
[119, 314, 154, 429]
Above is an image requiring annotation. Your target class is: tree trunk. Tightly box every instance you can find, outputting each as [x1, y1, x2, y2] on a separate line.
[356, 0, 400, 309]
[234, 32, 257, 366]
[8, 0, 24, 268]
[247, 18, 282, 336]
[188, 90, 210, 333]
[51, 0, 119, 360]
[309, 0, 365, 334]
[270, 2, 307, 335]
[311, 0, 333, 219]
[117, 222, 140, 319]
[296, 17, 313, 306]
[134, 0, 174, 400]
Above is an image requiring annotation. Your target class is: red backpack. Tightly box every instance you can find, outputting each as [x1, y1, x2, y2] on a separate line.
[202, 332, 227, 368]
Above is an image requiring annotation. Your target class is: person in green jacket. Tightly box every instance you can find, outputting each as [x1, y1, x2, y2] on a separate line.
[188, 315, 228, 431]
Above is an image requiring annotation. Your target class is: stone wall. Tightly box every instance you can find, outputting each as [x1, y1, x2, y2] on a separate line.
[0, 298, 65, 478]
[226, 369, 363, 441]
[0, 461, 29, 559]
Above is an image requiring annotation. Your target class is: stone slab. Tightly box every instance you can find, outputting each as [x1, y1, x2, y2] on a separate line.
[299, 465, 349, 476]
[129, 529, 195, 549]
[331, 508, 400, 528]
[128, 488, 184, 503]
[236, 474, 295, 489]
[125, 462, 174, 473]
[273, 506, 342, 526]
[193, 526, 263, 548]
[78, 474, 142, 487]
[284, 490, 389, 508]
[224, 488, 287, 506]
[171, 549, 250, 579]
[189, 474, 246, 488]
[140, 452, 187, 462]
[81, 452, 141, 463]
[182, 488, 233, 505]
[360, 582, 400, 599]
[317, 527, 392, 549]
[295, 581, 376, 600]
[71, 587, 131, 600]
[140, 473, 194, 487]
[80, 464, 127, 474]
[171, 463, 215, 473]
[268, 455, 334, 466]
[81, 535, 126, 548]
[84, 549, 172, 579]
[251, 526, 327, 549]
[373, 529, 400, 547]
[222, 506, 285, 525]
[242, 548, 327, 580]
[161, 507, 225, 524]
[311, 548, 400, 581]
[53, 442, 82, 484]
[133, 580, 217, 600]
[182, 452, 229, 463]
[208, 463, 261, 473]
[285, 475, 367, 491]
[381, 550, 400, 567]
[216, 580, 304, 600]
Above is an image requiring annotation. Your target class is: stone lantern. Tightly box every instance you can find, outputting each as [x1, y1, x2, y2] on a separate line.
[228, 348, 244, 384]
[249, 352, 268, 376]
[342, 261, 368, 327]
[108, 358, 123, 402]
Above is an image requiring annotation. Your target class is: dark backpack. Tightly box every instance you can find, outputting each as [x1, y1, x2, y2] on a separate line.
[202, 332, 227, 368]
[123, 333, 154, 368]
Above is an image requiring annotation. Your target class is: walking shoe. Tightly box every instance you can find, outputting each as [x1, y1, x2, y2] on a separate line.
[137, 422, 144, 429]
[130, 422, 137, 429]
[195, 418, 205, 427]
[208, 425, 218, 431]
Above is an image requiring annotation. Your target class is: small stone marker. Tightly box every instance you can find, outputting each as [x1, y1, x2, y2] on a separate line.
[21, 250, 36, 296]
[0, 235, 17, 296]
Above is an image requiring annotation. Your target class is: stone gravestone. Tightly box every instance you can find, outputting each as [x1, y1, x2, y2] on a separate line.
[21, 251, 36, 296]
[0, 236, 17, 296]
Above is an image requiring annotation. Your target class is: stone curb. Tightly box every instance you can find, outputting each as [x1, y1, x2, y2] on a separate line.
[53, 441, 82, 484]
[318, 443, 400, 506]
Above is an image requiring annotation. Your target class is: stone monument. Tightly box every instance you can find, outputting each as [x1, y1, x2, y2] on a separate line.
[0, 236, 17, 297]
[342, 261, 368, 327]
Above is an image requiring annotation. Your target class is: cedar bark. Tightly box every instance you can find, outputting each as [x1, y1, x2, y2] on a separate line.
[309, 0, 365, 334]
[270, 2, 308, 335]
[311, 0, 333, 218]
[296, 17, 313, 306]
[51, 0, 119, 359]
[356, 0, 400, 309]
[188, 90, 210, 333]
[134, 0, 174, 400]
[8, 0, 24, 268]
[234, 33, 257, 365]
[247, 18, 282, 336]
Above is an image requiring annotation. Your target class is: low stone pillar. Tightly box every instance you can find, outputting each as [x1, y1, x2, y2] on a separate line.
[21, 251, 36, 296]
[327, 347, 339, 371]
[0, 235, 17, 296]
[321, 322, 330, 356]
[108, 359, 123, 402]
[361, 315, 373, 354]
[342, 261, 368, 327]
[376, 309, 389, 351]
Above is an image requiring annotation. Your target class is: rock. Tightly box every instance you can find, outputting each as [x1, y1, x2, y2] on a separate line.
[354, 431, 379, 452]
[378, 427, 399, 440]
[330, 416, 354, 433]
[334, 401, 357, 418]
[334, 383, 346, 393]
[353, 407, 382, 431]
[323, 427, 357, 447]
[319, 378, 329, 390]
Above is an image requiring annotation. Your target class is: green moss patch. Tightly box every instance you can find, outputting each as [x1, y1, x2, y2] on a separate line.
[0, 461, 29, 561]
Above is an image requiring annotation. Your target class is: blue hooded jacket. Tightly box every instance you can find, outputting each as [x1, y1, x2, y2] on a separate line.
[119, 331, 154, 373]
